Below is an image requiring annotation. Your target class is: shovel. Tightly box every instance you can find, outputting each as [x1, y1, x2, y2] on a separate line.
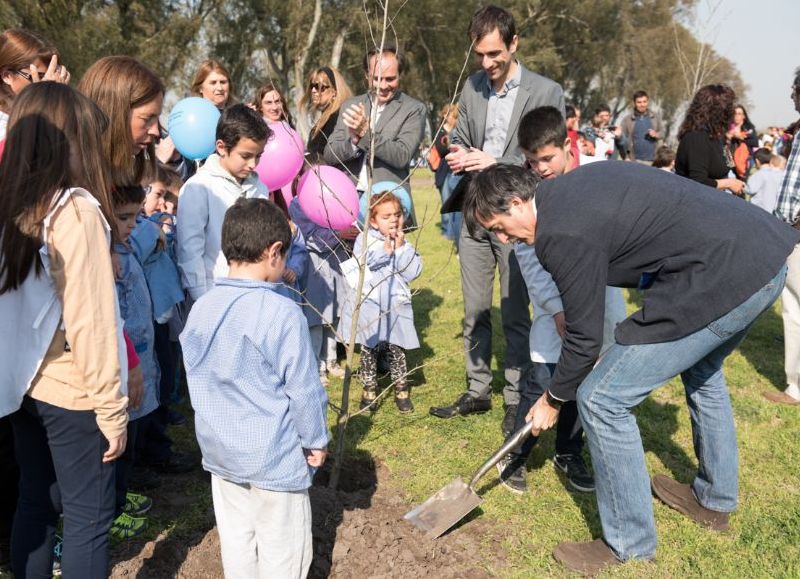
[404, 421, 538, 539]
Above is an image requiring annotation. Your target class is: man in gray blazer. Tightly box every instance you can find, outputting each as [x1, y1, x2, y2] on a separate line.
[429, 5, 565, 435]
[324, 46, 426, 203]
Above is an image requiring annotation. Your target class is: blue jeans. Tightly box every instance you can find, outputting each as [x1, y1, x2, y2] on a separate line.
[577, 266, 786, 561]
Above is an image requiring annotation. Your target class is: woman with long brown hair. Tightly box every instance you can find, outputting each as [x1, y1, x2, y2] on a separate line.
[0, 28, 70, 139]
[191, 59, 232, 110]
[0, 82, 126, 579]
[675, 84, 745, 195]
[252, 82, 295, 128]
[299, 66, 352, 163]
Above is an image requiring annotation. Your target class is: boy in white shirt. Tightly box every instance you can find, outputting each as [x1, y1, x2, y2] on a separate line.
[748, 148, 785, 214]
[497, 106, 626, 495]
[177, 105, 271, 300]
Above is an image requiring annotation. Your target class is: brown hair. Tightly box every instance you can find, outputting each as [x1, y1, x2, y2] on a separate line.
[678, 84, 736, 140]
[148, 162, 183, 191]
[191, 59, 233, 107]
[78, 56, 164, 188]
[0, 29, 57, 113]
[299, 67, 353, 138]
[251, 83, 294, 129]
[0, 82, 114, 293]
[368, 191, 403, 221]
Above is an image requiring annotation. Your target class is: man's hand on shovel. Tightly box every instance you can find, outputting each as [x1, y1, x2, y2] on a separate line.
[526, 393, 561, 432]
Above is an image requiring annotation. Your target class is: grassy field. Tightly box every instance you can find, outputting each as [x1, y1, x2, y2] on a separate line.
[327, 170, 800, 577]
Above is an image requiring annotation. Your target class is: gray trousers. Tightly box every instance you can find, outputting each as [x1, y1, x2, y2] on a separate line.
[458, 221, 531, 405]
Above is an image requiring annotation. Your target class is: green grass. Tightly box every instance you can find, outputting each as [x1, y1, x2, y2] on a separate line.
[327, 170, 800, 577]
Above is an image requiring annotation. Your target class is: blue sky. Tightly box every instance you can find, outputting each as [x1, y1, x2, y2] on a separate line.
[696, 0, 798, 129]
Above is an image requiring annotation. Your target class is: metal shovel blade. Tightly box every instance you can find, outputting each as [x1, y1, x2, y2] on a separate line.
[403, 477, 483, 539]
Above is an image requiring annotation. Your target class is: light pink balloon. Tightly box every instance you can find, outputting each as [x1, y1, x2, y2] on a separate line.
[297, 165, 359, 230]
[255, 121, 305, 190]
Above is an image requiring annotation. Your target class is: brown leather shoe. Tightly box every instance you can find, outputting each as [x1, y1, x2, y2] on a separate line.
[553, 538, 621, 576]
[762, 391, 800, 405]
[651, 474, 730, 531]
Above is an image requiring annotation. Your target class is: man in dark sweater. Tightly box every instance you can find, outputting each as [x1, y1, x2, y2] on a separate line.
[462, 161, 799, 575]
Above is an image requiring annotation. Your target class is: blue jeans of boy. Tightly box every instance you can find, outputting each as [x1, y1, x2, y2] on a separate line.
[576, 266, 786, 561]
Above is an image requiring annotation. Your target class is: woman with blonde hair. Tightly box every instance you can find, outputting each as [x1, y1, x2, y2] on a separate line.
[0, 81, 126, 579]
[0, 28, 70, 139]
[78, 55, 164, 188]
[191, 59, 232, 110]
[299, 66, 352, 163]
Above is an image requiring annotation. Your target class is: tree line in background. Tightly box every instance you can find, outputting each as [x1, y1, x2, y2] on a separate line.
[1, 0, 748, 140]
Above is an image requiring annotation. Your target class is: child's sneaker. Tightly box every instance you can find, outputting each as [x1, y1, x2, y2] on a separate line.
[110, 512, 148, 540]
[124, 492, 153, 516]
[394, 389, 414, 414]
[326, 360, 346, 378]
[359, 389, 377, 413]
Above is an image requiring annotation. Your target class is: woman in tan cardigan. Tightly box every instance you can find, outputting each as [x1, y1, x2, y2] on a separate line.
[0, 83, 126, 577]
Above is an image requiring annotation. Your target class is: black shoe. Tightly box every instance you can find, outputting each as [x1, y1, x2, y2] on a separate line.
[129, 466, 162, 490]
[495, 455, 527, 494]
[429, 393, 491, 419]
[147, 451, 197, 475]
[395, 390, 414, 414]
[360, 390, 377, 413]
[502, 404, 518, 437]
[168, 409, 187, 426]
[554, 454, 595, 493]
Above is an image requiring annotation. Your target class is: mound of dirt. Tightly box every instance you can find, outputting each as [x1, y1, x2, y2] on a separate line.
[111, 457, 506, 578]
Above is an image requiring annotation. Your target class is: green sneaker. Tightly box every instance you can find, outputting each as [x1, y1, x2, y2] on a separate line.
[124, 492, 153, 516]
[110, 512, 148, 540]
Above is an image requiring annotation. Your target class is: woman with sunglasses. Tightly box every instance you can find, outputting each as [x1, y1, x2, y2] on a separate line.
[0, 29, 71, 140]
[299, 66, 352, 164]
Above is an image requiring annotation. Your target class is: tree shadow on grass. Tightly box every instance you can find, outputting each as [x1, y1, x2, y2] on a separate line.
[636, 397, 696, 480]
[737, 303, 785, 391]
[406, 287, 444, 389]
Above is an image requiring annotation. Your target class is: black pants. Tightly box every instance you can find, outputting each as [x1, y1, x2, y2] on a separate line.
[10, 396, 115, 579]
[510, 362, 583, 462]
[115, 418, 139, 517]
[0, 416, 19, 542]
[136, 322, 174, 464]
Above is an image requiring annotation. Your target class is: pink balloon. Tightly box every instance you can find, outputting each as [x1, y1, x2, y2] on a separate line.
[255, 121, 305, 190]
[297, 165, 359, 230]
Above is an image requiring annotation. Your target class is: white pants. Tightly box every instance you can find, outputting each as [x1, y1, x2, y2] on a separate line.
[211, 475, 312, 579]
[782, 244, 800, 397]
[309, 324, 338, 363]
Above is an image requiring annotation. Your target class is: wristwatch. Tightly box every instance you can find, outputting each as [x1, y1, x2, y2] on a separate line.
[545, 390, 563, 409]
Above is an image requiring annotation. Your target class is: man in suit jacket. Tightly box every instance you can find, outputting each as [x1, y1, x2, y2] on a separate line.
[324, 46, 426, 202]
[462, 162, 799, 575]
[429, 5, 564, 436]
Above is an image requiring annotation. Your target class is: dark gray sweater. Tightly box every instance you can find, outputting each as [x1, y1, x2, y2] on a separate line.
[534, 161, 799, 400]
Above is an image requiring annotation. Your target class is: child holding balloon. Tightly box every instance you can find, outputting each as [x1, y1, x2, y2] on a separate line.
[176, 104, 271, 300]
[339, 191, 422, 414]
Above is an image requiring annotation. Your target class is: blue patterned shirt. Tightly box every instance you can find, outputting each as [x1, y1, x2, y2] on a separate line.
[180, 277, 328, 491]
[774, 136, 800, 224]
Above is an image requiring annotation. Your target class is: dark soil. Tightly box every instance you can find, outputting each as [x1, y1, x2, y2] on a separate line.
[110, 456, 506, 578]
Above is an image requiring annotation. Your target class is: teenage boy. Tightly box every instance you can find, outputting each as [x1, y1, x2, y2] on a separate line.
[177, 104, 271, 301]
[495, 107, 626, 494]
[431, 4, 565, 437]
[181, 198, 328, 578]
[462, 162, 798, 575]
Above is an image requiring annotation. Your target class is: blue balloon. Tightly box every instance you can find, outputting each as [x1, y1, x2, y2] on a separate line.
[358, 181, 413, 224]
[168, 97, 221, 161]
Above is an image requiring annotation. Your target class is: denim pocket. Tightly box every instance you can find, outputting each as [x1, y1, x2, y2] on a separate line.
[707, 268, 785, 339]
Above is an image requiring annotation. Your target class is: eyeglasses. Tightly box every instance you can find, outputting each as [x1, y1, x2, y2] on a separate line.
[310, 82, 331, 92]
[15, 69, 47, 83]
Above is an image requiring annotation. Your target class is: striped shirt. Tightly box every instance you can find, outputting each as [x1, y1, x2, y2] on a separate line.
[774, 136, 800, 224]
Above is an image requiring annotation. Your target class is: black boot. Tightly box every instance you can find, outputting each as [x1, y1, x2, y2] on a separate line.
[360, 388, 378, 413]
[394, 387, 414, 414]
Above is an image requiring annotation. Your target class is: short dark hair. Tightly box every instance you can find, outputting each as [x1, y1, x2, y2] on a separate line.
[651, 145, 675, 169]
[754, 147, 773, 165]
[463, 164, 539, 237]
[565, 104, 577, 121]
[594, 103, 611, 116]
[469, 5, 516, 46]
[113, 185, 146, 206]
[362, 45, 406, 76]
[518, 106, 568, 154]
[793, 66, 800, 88]
[216, 104, 271, 151]
[632, 90, 648, 101]
[222, 198, 291, 263]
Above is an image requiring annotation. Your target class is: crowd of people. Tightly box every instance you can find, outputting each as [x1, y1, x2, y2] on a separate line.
[0, 3, 799, 578]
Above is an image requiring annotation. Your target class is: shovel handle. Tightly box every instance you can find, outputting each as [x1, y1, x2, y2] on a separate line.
[468, 421, 540, 489]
